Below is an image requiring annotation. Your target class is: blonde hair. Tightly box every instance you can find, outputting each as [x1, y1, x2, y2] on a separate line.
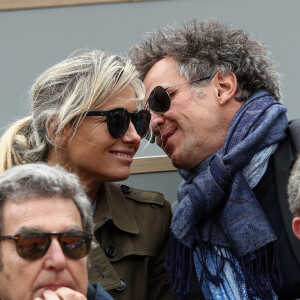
[0, 50, 145, 173]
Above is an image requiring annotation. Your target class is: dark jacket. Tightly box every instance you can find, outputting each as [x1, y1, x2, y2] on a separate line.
[88, 182, 176, 300]
[256, 119, 300, 298]
[88, 283, 114, 300]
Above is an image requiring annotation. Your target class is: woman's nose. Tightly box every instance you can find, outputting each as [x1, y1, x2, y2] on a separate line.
[122, 121, 141, 144]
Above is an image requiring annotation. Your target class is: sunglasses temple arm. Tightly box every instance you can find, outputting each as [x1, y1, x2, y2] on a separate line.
[143, 100, 149, 110]
[165, 75, 212, 89]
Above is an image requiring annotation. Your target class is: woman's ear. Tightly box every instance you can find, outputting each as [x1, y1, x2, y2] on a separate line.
[214, 71, 238, 105]
[45, 118, 69, 147]
[292, 217, 300, 240]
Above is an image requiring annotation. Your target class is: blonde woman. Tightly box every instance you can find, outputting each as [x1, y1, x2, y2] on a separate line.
[0, 50, 176, 300]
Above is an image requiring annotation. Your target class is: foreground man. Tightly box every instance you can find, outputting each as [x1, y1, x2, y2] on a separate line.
[0, 163, 112, 300]
[130, 19, 300, 299]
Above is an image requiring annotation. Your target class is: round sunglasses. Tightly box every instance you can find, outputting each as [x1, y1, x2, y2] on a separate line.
[146, 75, 213, 113]
[86, 108, 151, 138]
[0, 230, 93, 260]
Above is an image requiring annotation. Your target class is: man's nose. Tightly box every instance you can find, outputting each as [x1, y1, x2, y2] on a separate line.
[43, 239, 67, 271]
[150, 111, 165, 135]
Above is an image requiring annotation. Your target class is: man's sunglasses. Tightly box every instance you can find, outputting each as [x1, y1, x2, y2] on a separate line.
[86, 108, 151, 138]
[146, 75, 213, 113]
[0, 230, 93, 260]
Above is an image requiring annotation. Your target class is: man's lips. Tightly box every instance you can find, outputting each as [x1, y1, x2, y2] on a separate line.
[35, 279, 74, 292]
[41, 286, 62, 291]
[39, 282, 70, 289]
[162, 131, 175, 148]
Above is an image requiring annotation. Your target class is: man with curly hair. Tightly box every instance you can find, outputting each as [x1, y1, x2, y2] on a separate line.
[129, 19, 300, 299]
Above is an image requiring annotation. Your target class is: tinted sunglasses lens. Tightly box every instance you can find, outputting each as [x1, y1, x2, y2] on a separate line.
[107, 110, 129, 138]
[60, 232, 92, 259]
[17, 232, 50, 260]
[148, 86, 170, 113]
[133, 110, 151, 138]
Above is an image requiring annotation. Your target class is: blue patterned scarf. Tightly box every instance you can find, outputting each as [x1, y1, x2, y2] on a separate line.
[165, 90, 288, 299]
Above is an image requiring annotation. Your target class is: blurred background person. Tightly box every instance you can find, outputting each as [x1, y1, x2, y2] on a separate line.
[288, 155, 300, 240]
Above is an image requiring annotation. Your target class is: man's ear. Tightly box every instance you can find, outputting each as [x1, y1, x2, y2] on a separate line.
[292, 217, 300, 240]
[45, 118, 70, 147]
[214, 71, 238, 105]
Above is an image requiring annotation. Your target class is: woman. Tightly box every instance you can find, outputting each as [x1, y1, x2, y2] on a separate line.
[0, 50, 175, 300]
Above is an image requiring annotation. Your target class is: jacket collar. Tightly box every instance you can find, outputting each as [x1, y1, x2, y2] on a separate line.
[93, 182, 139, 235]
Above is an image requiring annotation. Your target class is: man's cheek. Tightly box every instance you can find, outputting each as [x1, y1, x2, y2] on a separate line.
[156, 136, 163, 148]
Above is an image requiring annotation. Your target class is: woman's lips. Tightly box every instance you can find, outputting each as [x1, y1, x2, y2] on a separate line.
[110, 151, 134, 158]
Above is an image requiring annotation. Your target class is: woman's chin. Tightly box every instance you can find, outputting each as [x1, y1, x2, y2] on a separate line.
[111, 171, 131, 183]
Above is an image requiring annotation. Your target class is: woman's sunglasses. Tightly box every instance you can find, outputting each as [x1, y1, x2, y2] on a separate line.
[86, 108, 151, 138]
[0, 230, 93, 260]
[146, 75, 213, 113]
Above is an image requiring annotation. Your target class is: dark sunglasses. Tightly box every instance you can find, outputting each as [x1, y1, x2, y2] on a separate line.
[146, 75, 213, 113]
[0, 230, 93, 260]
[86, 108, 151, 138]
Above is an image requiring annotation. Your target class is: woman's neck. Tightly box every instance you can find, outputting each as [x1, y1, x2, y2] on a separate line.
[47, 147, 102, 202]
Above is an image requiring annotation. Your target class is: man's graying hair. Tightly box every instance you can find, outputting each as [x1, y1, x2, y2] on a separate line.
[288, 157, 300, 217]
[129, 18, 281, 102]
[0, 163, 93, 240]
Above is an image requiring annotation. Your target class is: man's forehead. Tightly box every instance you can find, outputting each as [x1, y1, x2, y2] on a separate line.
[144, 57, 184, 94]
[2, 196, 82, 234]
[146, 57, 179, 79]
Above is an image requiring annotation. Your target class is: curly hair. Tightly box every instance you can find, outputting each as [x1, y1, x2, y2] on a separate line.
[129, 18, 281, 102]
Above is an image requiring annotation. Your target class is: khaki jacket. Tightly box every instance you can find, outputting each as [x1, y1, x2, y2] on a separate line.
[88, 182, 176, 300]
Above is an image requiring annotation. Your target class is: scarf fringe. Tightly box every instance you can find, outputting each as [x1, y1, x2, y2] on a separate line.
[165, 232, 193, 300]
[166, 234, 283, 299]
[194, 236, 226, 288]
[195, 239, 283, 299]
[241, 241, 283, 299]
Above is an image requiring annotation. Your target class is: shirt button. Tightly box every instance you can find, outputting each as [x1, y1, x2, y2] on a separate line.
[105, 245, 116, 258]
[120, 184, 131, 194]
[115, 277, 126, 291]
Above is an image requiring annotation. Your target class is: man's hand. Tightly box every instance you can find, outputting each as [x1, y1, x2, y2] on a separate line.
[34, 287, 87, 300]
